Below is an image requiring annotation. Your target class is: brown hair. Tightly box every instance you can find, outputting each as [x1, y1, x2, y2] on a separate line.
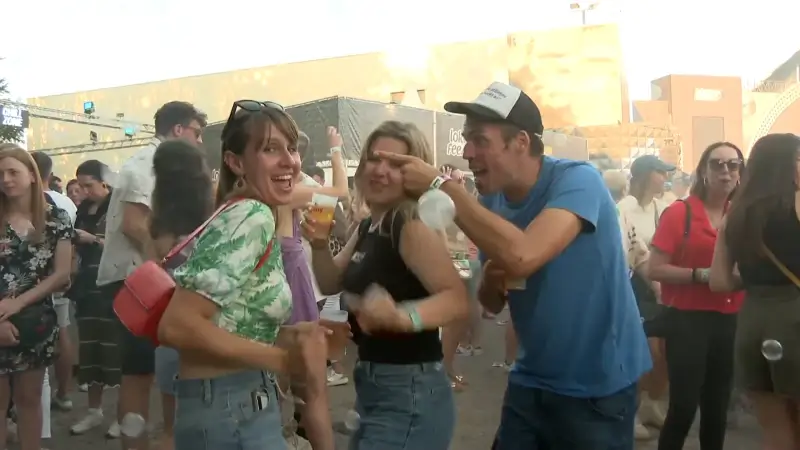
[0, 143, 47, 243]
[217, 107, 300, 207]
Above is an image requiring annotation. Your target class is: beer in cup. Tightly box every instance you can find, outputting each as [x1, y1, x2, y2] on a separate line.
[319, 309, 349, 360]
[308, 193, 338, 238]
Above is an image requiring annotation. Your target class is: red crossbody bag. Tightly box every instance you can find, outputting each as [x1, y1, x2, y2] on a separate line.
[113, 199, 273, 344]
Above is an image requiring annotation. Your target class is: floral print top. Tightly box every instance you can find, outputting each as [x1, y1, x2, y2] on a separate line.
[0, 205, 74, 299]
[173, 199, 292, 344]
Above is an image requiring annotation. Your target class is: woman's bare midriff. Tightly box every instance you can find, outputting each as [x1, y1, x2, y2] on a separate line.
[177, 354, 260, 380]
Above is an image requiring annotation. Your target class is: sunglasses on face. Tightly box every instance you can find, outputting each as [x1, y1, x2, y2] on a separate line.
[708, 158, 742, 172]
[221, 100, 285, 138]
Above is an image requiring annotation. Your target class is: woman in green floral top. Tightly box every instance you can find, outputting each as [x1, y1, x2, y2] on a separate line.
[158, 101, 332, 450]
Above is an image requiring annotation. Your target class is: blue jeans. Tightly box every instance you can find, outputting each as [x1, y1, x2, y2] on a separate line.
[493, 382, 637, 450]
[173, 370, 285, 450]
[350, 361, 454, 450]
[154, 346, 179, 394]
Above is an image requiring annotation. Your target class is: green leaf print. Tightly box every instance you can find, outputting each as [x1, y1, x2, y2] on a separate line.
[173, 200, 293, 344]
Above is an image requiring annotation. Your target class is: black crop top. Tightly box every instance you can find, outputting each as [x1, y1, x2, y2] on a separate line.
[341, 211, 443, 364]
[738, 206, 800, 286]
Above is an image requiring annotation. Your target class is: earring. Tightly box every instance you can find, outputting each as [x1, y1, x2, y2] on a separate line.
[235, 177, 246, 190]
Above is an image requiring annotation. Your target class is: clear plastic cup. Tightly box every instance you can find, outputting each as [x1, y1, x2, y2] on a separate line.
[320, 309, 349, 360]
[308, 193, 338, 237]
[418, 190, 455, 230]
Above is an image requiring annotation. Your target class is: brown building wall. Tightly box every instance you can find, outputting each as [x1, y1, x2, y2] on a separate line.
[27, 25, 627, 177]
[508, 25, 627, 129]
[653, 75, 743, 169]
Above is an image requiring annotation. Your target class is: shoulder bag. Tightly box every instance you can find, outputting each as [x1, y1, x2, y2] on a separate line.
[113, 199, 273, 345]
[763, 246, 800, 289]
[639, 199, 691, 337]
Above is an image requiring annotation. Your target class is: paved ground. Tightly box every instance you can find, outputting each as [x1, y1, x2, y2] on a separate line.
[25, 309, 761, 449]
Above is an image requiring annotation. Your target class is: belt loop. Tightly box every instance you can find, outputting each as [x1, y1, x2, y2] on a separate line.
[201, 379, 212, 405]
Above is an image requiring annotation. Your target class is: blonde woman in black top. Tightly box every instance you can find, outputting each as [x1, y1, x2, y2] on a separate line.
[304, 121, 468, 450]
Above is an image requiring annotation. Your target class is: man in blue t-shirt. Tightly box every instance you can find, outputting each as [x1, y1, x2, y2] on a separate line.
[377, 82, 651, 449]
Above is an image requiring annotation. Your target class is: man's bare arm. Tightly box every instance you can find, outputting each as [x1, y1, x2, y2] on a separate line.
[121, 202, 157, 261]
[442, 182, 582, 279]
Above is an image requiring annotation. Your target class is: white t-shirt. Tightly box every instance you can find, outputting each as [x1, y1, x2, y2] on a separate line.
[45, 190, 77, 224]
[617, 195, 669, 245]
[96, 140, 159, 286]
[45, 190, 77, 305]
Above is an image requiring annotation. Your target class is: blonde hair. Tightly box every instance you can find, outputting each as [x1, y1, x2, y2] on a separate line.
[0, 143, 47, 243]
[354, 121, 434, 241]
[602, 169, 628, 202]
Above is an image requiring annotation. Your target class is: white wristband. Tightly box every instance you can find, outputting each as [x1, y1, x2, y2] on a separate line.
[329, 146, 342, 156]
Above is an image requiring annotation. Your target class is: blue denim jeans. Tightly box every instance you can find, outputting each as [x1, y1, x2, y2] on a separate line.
[173, 370, 286, 450]
[492, 382, 637, 450]
[155, 346, 179, 394]
[350, 361, 454, 450]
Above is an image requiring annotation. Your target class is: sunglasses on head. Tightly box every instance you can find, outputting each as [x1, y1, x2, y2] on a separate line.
[221, 100, 285, 138]
[708, 158, 742, 172]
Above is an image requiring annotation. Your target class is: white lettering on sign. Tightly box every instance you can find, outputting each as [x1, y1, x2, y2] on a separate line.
[445, 128, 466, 157]
[0, 106, 24, 128]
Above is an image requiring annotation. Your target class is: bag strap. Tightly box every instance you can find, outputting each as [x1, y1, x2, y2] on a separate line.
[763, 246, 800, 289]
[671, 199, 692, 263]
[254, 240, 274, 271]
[162, 198, 243, 262]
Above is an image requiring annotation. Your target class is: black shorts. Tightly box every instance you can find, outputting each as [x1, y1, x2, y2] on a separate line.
[101, 281, 156, 376]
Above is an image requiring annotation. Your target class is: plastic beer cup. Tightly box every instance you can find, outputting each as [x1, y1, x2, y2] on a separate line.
[319, 309, 349, 360]
[308, 193, 337, 238]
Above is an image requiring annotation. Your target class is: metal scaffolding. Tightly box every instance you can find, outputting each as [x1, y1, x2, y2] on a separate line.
[38, 137, 154, 156]
[0, 99, 155, 134]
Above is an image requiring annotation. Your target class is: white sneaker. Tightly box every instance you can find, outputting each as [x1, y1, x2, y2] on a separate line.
[634, 416, 651, 440]
[78, 383, 88, 392]
[52, 395, 73, 411]
[70, 408, 104, 435]
[639, 397, 666, 428]
[326, 368, 349, 387]
[6, 418, 17, 443]
[106, 420, 121, 439]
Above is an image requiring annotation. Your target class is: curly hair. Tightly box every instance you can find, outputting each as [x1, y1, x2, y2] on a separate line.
[151, 140, 214, 239]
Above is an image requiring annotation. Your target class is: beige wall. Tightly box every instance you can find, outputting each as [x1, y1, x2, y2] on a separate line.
[27, 25, 626, 178]
[508, 25, 627, 129]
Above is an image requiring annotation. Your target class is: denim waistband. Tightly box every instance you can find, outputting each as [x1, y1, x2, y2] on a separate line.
[174, 370, 274, 400]
[356, 360, 444, 376]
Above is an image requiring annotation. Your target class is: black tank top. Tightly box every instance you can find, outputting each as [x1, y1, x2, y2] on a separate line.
[738, 205, 800, 286]
[341, 211, 442, 364]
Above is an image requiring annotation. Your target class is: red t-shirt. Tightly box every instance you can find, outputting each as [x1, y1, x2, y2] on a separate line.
[650, 195, 743, 313]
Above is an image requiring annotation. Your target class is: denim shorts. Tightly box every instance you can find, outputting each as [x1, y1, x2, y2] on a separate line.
[173, 370, 286, 450]
[155, 346, 179, 395]
[492, 382, 637, 450]
[350, 360, 455, 450]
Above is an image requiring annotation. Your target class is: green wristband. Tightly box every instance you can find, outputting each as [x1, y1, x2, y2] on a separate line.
[403, 304, 424, 332]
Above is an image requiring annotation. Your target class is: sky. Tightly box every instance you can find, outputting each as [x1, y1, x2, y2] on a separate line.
[1, 0, 799, 101]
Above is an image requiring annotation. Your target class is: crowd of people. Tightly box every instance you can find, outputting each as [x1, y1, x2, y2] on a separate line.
[0, 80, 799, 450]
